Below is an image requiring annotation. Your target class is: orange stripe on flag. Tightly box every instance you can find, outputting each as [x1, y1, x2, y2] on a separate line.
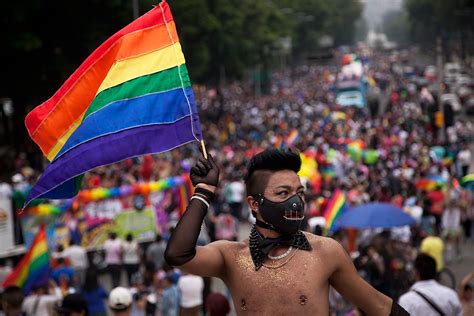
[25, 6, 177, 157]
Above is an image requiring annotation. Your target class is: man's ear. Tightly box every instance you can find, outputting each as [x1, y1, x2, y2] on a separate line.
[247, 195, 259, 212]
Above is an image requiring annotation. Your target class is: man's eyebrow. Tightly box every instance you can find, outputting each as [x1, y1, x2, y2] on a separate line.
[274, 185, 305, 190]
[274, 185, 292, 190]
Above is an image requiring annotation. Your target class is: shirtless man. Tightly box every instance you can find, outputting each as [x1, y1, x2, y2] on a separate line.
[165, 149, 408, 315]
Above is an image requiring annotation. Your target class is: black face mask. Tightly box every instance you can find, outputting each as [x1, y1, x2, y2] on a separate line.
[255, 193, 305, 235]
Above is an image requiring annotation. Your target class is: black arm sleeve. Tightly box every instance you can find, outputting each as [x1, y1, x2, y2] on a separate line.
[164, 188, 215, 266]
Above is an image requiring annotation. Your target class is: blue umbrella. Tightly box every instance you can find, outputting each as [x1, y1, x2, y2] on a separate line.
[335, 203, 416, 229]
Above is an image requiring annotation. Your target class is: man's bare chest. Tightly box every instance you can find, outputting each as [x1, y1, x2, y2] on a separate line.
[222, 249, 330, 314]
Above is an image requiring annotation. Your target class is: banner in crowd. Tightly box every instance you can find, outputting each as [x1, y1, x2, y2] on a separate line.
[21, 204, 156, 250]
[0, 198, 15, 254]
[79, 207, 156, 250]
[18, 175, 191, 249]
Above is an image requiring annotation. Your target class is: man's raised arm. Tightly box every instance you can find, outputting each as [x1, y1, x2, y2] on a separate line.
[164, 153, 226, 278]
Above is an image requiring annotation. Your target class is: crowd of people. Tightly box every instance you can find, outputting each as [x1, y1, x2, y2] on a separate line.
[1, 232, 232, 316]
[0, 48, 474, 315]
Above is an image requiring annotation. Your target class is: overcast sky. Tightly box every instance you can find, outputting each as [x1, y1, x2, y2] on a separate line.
[362, 0, 403, 30]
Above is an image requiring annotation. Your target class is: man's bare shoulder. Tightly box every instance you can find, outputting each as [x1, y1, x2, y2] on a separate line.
[304, 232, 346, 257]
[205, 239, 248, 253]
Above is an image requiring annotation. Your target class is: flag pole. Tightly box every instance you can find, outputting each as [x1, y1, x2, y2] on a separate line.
[200, 140, 208, 159]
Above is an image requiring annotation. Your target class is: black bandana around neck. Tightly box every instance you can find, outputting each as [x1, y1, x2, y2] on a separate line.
[249, 225, 312, 270]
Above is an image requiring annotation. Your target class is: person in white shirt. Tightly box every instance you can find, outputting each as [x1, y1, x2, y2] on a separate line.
[398, 254, 463, 315]
[63, 240, 89, 287]
[22, 281, 62, 316]
[457, 143, 471, 177]
[122, 233, 141, 286]
[103, 232, 123, 288]
[224, 179, 245, 220]
[177, 272, 204, 316]
[442, 204, 462, 262]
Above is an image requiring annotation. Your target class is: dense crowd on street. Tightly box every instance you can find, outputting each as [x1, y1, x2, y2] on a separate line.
[1, 48, 474, 315]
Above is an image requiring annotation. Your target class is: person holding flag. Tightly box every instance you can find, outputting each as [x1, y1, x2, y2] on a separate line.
[165, 148, 408, 315]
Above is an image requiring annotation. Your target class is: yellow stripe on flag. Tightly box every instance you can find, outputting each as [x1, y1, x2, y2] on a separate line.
[30, 240, 48, 259]
[97, 43, 185, 94]
[47, 114, 85, 161]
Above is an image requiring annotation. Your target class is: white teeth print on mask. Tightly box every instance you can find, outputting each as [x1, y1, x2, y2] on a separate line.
[256, 194, 305, 235]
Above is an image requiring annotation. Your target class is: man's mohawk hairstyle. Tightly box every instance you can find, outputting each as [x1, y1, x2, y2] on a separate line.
[244, 148, 301, 184]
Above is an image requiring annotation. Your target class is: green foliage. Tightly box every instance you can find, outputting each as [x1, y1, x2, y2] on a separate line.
[0, 0, 363, 148]
[274, 0, 362, 58]
[404, 0, 474, 43]
[168, 0, 290, 83]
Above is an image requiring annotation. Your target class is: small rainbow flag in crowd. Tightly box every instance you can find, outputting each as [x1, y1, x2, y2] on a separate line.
[24, 1, 202, 206]
[415, 178, 438, 191]
[323, 189, 347, 235]
[3, 225, 49, 293]
[274, 135, 285, 150]
[285, 128, 300, 147]
[23, 204, 63, 217]
[177, 176, 193, 216]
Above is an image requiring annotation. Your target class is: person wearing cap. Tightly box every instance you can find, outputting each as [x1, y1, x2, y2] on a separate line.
[55, 293, 88, 316]
[159, 274, 180, 316]
[108, 287, 133, 316]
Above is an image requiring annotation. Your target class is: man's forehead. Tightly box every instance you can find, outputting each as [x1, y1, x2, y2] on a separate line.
[266, 170, 301, 186]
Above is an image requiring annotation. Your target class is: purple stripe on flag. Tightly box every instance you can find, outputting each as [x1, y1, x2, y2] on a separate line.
[26, 115, 201, 205]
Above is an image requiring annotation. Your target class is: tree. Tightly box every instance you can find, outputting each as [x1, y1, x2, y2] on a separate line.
[0, 0, 363, 152]
[0, 0, 134, 150]
[404, 0, 474, 43]
[274, 0, 362, 59]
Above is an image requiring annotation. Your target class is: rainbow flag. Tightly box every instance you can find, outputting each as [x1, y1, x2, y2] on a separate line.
[3, 225, 49, 293]
[274, 135, 285, 150]
[323, 189, 347, 235]
[22, 204, 63, 217]
[285, 128, 300, 147]
[24, 1, 201, 206]
[415, 178, 438, 191]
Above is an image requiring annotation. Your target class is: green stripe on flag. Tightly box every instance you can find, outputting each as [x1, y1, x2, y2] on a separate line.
[84, 65, 191, 119]
[29, 252, 49, 272]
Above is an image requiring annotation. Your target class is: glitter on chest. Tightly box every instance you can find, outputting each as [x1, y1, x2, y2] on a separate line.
[235, 252, 294, 283]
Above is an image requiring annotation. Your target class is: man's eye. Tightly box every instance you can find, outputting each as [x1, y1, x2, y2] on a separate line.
[277, 191, 288, 196]
[297, 191, 305, 198]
